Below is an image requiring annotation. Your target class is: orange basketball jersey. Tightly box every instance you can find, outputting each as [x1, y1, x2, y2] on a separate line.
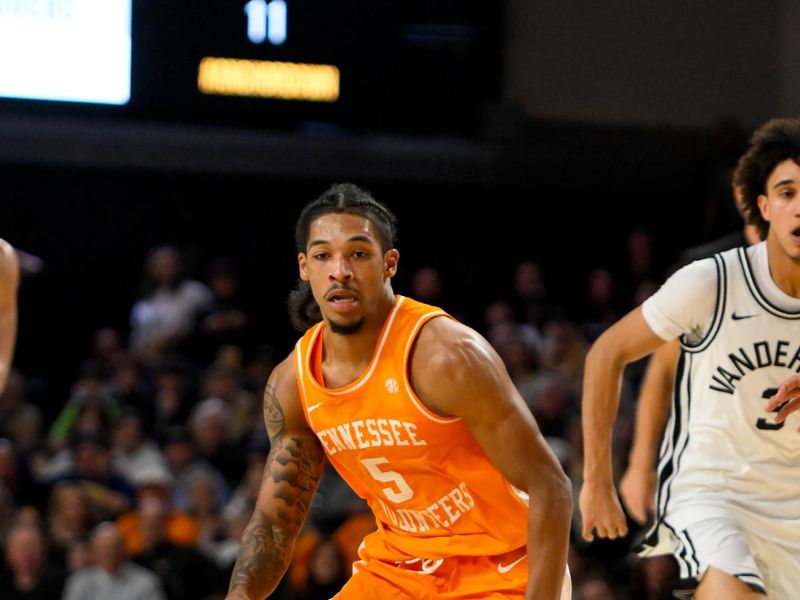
[294, 295, 529, 560]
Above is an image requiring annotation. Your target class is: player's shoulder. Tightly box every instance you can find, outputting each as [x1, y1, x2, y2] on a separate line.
[273, 350, 298, 376]
[666, 253, 720, 289]
[411, 314, 510, 418]
[269, 350, 301, 401]
[413, 316, 493, 379]
[262, 349, 312, 430]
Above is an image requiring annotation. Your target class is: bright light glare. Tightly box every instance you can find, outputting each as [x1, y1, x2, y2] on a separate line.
[0, 0, 132, 105]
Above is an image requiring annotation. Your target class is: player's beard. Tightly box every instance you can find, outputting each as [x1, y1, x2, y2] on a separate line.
[328, 317, 365, 335]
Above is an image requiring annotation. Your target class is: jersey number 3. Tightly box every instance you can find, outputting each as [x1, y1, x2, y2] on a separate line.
[360, 457, 414, 503]
[757, 387, 785, 431]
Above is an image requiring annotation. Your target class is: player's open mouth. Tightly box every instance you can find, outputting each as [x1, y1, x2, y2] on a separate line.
[327, 290, 358, 303]
[327, 290, 359, 314]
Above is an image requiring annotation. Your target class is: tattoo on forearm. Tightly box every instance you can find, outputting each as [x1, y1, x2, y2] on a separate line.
[228, 383, 324, 596]
[228, 515, 288, 594]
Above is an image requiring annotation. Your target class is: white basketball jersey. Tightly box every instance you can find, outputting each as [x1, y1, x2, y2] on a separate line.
[656, 247, 800, 522]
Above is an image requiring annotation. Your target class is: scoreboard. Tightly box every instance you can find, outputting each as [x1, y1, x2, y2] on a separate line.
[0, 0, 503, 134]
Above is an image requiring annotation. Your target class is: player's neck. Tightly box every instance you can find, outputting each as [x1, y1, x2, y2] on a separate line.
[322, 293, 396, 367]
[766, 235, 800, 297]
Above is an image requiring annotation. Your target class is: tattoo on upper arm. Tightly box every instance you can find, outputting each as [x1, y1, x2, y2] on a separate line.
[263, 383, 285, 438]
[229, 381, 324, 594]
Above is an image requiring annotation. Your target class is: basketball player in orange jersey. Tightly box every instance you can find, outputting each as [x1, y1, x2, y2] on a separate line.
[0, 238, 19, 394]
[225, 184, 572, 600]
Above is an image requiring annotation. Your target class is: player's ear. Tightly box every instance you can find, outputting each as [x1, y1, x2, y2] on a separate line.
[384, 249, 399, 278]
[757, 194, 770, 222]
[298, 252, 309, 281]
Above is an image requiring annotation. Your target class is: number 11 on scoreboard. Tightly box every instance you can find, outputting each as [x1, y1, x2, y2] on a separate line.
[244, 0, 287, 45]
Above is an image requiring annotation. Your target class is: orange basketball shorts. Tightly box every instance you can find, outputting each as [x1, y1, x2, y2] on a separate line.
[331, 542, 571, 599]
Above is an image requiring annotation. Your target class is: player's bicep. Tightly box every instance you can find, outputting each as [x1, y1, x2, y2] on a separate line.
[414, 324, 559, 491]
[457, 349, 560, 492]
[591, 307, 667, 368]
[469, 400, 558, 493]
[255, 429, 325, 527]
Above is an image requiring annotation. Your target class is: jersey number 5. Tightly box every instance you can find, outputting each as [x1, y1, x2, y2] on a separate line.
[757, 387, 785, 431]
[360, 457, 414, 503]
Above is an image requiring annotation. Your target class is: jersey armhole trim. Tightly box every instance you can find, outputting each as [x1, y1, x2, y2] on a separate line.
[402, 312, 462, 425]
[508, 483, 529, 507]
[295, 336, 315, 429]
[680, 254, 726, 353]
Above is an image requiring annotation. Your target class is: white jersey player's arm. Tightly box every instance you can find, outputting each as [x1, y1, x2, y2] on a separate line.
[580, 259, 719, 540]
[580, 308, 665, 541]
[619, 339, 680, 524]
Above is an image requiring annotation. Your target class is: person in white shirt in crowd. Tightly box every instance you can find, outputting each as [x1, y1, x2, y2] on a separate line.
[62, 522, 166, 600]
[130, 246, 212, 363]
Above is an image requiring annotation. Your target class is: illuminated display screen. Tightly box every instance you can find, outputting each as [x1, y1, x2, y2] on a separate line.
[0, 0, 131, 105]
[0, 1, 501, 134]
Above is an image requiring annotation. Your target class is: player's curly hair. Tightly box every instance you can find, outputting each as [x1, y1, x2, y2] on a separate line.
[734, 118, 800, 239]
[288, 183, 398, 332]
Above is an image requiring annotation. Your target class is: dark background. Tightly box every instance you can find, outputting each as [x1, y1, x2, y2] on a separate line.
[0, 0, 785, 407]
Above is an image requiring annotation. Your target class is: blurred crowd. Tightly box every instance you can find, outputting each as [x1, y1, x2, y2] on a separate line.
[0, 234, 675, 600]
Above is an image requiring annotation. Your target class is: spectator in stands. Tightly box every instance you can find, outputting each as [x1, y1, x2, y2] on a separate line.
[151, 356, 198, 441]
[0, 519, 65, 600]
[131, 496, 222, 600]
[111, 407, 169, 485]
[0, 439, 46, 513]
[202, 362, 257, 443]
[63, 522, 166, 600]
[46, 481, 95, 568]
[48, 360, 118, 452]
[194, 257, 252, 364]
[162, 425, 229, 514]
[116, 465, 198, 556]
[52, 432, 135, 520]
[130, 245, 212, 364]
[189, 398, 245, 488]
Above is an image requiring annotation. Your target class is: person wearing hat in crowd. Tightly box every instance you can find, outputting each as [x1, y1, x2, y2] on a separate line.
[116, 463, 198, 556]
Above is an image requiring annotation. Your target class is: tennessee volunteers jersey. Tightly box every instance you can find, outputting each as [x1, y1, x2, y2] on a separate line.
[294, 295, 528, 560]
